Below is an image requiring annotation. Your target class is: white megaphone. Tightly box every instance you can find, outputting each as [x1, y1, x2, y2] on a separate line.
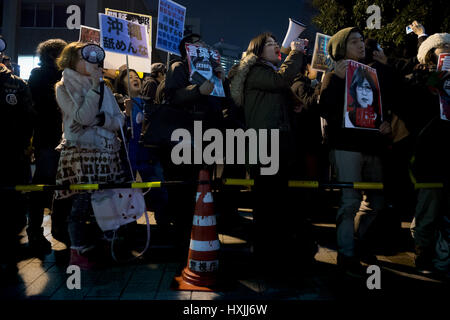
[281, 18, 307, 54]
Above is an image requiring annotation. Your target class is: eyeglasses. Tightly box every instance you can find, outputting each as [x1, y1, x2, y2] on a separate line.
[265, 41, 279, 47]
[357, 85, 372, 94]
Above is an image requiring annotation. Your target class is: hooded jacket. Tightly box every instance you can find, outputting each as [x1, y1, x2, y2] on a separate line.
[28, 64, 63, 150]
[230, 50, 303, 131]
[55, 68, 124, 152]
[319, 27, 390, 154]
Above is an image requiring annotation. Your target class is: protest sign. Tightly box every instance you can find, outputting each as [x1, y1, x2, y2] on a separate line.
[437, 53, 450, 121]
[79, 25, 101, 45]
[156, 0, 186, 56]
[344, 60, 383, 130]
[311, 32, 335, 72]
[185, 43, 225, 97]
[99, 12, 151, 72]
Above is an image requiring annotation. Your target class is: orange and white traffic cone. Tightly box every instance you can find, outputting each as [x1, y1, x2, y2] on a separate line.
[173, 169, 220, 291]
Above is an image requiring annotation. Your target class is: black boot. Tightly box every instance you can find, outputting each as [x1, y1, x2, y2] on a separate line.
[27, 227, 52, 257]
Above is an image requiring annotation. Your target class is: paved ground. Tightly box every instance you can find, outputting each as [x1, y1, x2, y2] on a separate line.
[0, 200, 447, 302]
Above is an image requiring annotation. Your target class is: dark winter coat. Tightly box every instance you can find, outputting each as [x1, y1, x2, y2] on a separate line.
[142, 75, 160, 102]
[402, 65, 450, 183]
[28, 64, 62, 150]
[0, 64, 35, 183]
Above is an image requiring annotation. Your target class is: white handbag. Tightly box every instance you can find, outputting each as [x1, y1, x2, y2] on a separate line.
[91, 112, 151, 262]
[91, 188, 146, 232]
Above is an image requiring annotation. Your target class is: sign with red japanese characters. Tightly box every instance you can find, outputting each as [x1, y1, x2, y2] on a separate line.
[344, 60, 383, 130]
[185, 43, 225, 97]
[437, 53, 450, 121]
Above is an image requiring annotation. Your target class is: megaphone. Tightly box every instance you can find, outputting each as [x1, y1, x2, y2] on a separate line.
[281, 18, 307, 54]
[0, 36, 7, 53]
[81, 43, 105, 67]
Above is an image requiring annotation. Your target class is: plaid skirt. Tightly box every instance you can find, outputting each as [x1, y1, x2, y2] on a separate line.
[55, 147, 125, 199]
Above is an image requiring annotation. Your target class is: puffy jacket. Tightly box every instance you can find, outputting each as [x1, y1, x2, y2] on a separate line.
[231, 50, 303, 131]
[55, 68, 124, 152]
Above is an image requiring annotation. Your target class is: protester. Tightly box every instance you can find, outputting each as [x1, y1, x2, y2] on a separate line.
[155, 33, 227, 261]
[230, 32, 317, 273]
[113, 68, 169, 230]
[319, 27, 392, 277]
[27, 39, 67, 256]
[0, 61, 35, 284]
[403, 32, 450, 274]
[54, 42, 125, 270]
[364, 38, 415, 254]
[142, 62, 166, 102]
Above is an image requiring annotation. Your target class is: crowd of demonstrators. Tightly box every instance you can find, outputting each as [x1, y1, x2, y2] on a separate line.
[1, 17, 449, 282]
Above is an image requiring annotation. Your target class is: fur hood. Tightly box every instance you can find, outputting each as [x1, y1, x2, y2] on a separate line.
[417, 33, 450, 64]
[230, 53, 259, 106]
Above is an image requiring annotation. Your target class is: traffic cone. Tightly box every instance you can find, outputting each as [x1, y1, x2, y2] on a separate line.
[173, 169, 220, 291]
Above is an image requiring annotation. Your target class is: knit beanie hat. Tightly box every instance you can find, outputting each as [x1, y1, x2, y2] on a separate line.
[327, 27, 361, 61]
[417, 33, 450, 64]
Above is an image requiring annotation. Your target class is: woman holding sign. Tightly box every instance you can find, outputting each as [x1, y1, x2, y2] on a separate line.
[231, 33, 318, 273]
[54, 42, 125, 269]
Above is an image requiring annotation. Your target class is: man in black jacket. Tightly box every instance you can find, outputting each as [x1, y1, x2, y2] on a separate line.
[27, 39, 67, 255]
[319, 27, 392, 277]
[156, 33, 226, 261]
[0, 62, 35, 284]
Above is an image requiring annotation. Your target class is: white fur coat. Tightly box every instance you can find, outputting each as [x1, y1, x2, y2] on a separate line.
[55, 68, 124, 152]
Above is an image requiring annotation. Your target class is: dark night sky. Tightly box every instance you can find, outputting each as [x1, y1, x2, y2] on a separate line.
[168, 0, 320, 51]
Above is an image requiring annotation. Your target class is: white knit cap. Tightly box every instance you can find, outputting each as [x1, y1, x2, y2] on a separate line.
[417, 33, 450, 64]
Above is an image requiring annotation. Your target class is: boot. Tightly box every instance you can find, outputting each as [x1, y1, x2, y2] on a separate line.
[415, 245, 434, 273]
[27, 227, 52, 257]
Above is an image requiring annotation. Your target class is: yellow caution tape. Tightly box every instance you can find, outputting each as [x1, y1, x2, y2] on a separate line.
[414, 183, 444, 189]
[131, 182, 161, 189]
[223, 179, 255, 186]
[288, 180, 319, 188]
[69, 184, 99, 191]
[353, 182, 384, 190]
[15, 185, 45, 192]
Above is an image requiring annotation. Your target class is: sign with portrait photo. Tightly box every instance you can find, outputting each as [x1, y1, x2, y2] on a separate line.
[79, 25, 101, 45]
[311, 32, 335, 72]
[185, 43, 225, 97]
[437, 53, 450, 121]
[344, 60, 383, 130]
